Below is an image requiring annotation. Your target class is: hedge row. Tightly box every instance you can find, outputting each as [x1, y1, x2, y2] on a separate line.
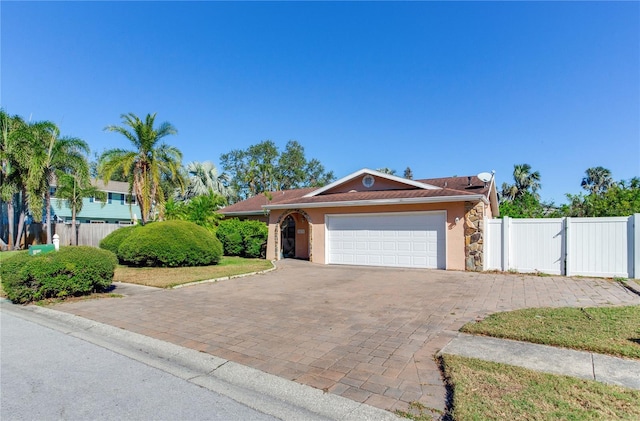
[216, 218, 267, 258]
[0, 247, 117, 304]
[100, 220, 223, 267]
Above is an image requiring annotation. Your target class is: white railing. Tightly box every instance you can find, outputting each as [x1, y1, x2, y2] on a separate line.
[484, 214, 640, 278]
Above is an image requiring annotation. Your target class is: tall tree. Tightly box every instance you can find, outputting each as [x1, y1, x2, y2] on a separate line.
[220, 140, 334, 201]
[53, 173, 106, 245]
[25, 122, 90, 244]
[581, 166, 613, 195]
[183, 161, 233, 200]
[500, 163, 541, 202]
[0, 110, 28, 249]
[564, 177, 639, 217]
[99, 113, 183, 224]
[403, 167, 413, 180]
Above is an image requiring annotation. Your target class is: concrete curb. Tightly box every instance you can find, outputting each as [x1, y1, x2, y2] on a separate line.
[1, 301, 401, 421]
[171, 260, 278, 289]
[439, 333, 640, 390]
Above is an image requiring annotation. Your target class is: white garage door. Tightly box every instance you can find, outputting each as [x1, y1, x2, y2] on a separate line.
[326, 212, 446, 269]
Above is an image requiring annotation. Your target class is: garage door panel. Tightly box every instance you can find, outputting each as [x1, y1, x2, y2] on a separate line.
[413, 242, 427, 252]
[326, 213, 445, 269]
[397, 242, 412, 252]
[381, 242, 396, 251]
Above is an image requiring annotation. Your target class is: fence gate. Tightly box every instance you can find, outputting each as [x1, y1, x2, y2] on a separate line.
[484, 214, 639, 278]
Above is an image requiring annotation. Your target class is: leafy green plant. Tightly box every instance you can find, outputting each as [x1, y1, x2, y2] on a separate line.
[0, 246, 117, 304]
[117, 220, 222, 267]
[216, 218, 267, 258]
[99, 225, 138, 255]
[165, 192, 225, 233]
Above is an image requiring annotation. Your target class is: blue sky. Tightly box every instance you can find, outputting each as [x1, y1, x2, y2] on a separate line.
[2, 1, 638, 204]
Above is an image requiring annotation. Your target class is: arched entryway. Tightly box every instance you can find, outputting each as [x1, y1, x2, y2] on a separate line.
[281, 215, 296, 258]
[276, 210, 311, 260]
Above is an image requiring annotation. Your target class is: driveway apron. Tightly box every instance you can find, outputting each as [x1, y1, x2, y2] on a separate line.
[54, 260, 639, 415]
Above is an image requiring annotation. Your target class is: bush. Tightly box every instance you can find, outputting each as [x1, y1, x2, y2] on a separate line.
[117, 220, 222, 267]
[0, 246, 117, 304]
[99, 225, 138, 255]
[216, 218, 268, 258]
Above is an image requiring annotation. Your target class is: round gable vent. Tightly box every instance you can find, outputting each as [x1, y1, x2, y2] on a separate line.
[362, 175, 375, 188]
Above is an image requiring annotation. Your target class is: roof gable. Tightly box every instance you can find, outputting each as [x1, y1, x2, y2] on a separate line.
[304, 168, 440, 198]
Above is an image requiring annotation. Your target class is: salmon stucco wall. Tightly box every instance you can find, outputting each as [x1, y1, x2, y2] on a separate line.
[267, 201, 475, 270]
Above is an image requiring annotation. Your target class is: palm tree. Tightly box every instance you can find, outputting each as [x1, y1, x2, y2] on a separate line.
[501, 164, 541, 201]
[183, 161, 233, 200]
[99, 113, 183, 224]
[0, 110, 28, 249]
[24, 122, 90, 244]
[54, 173, 106, 245]
[581, 166, 613, 195]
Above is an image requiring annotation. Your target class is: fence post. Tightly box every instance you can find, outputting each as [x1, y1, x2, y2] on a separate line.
[502, 216, 510, 271]
[565, 217, 571, 277]
[633, 214, 640, 279]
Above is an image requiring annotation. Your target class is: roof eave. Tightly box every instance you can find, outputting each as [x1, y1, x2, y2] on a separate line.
[263, 194, 489, 210]
[219, 210, 268, 216]
[303, 168, 441, 198]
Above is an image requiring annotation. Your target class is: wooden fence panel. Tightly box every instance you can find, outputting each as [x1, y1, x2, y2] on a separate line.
[54, 223, 122, 248]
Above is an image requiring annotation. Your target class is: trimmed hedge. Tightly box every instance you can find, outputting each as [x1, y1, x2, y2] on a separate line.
[216, 218, 268, 258]
[0, 246, 117, 304]
[99, 225, 138, 255]
[117, 220, 223, 267]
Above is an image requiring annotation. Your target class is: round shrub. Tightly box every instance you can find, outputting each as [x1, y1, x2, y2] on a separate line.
[240, 220, 268, 258]
[216, 219, 244, 256]
[216, 218, 268, 258]
[99, 225, 138, 255]
[0, 246, 117, 304]
[117, 220, 222, 267]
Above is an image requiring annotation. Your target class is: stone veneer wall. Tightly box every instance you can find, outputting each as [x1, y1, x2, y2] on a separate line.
[464, 202, 484, 271]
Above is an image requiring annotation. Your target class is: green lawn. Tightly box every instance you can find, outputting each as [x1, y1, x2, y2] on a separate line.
[440, 354, 640, 421]
[0, 250, 27, 261]
[434, 305, 640, 420]
[460, 306, 640, 359]
[114, 256, 274, 288]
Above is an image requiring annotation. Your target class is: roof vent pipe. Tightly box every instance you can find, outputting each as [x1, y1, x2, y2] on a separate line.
[467, 176, 472, 186]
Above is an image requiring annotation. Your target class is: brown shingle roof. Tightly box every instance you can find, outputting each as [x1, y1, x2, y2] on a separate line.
[266, 186, 483, 207]
[416, 176, 491, 196]
[220, 175, 492, 214]
[220, 187, 315, 214]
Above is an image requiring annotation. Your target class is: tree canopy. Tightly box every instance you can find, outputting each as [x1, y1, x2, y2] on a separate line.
[182, 161, 233, 201]
[0, 110, 91, 247]
[220, 140, 334, 201]
[98, 113, 183, 224]
[500, 164, 541, 201]
[498, 164, 639, 218]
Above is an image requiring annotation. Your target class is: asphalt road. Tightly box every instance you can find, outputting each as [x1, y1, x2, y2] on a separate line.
[0, 311, 278, 421]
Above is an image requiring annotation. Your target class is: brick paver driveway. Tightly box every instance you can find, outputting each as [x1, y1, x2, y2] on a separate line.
[56, 260, 639, 416]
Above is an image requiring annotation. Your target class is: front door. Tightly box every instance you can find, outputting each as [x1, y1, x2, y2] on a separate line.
[281, 215, 296, 258]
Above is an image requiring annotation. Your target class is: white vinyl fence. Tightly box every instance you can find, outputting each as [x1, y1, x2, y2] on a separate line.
[485, 214, 640, 278]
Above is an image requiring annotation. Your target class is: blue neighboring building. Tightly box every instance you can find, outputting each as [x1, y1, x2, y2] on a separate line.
[51, 179, 141, 225]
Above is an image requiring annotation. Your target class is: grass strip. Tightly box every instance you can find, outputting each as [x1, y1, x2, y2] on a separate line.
[461, 306, 640, 359]
[441, 354, 640, 421]
[0, 250, 27, 261]
[113, 256, 273, 288]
